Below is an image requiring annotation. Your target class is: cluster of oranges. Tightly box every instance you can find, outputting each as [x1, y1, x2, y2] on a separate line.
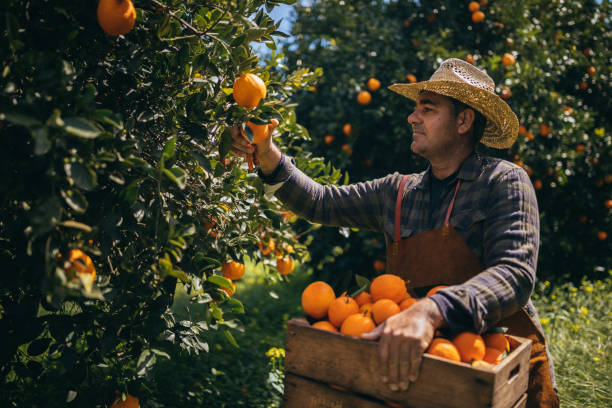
[220, 238, 295, 297]
[302, 274, 512, 367]
[468, 1, 487, 24]
[302, 274, 430, 337]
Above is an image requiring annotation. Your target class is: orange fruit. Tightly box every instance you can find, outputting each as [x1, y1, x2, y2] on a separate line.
[341, 144, 353, 156]
[471, 359, 492, 368]
[471, 10, 485, 23]
[501, 53, 515, 66]
[539, 123, 550, 136]
[452, 332, 486, 363]
[598, 231, 607, 241]
[371, 299, 401, 325]
[479, 0, 488, 5]
[399, 297, 417, 311]
[340, 313, 376, 338]
[426, 338, 461, 362]
[468, 1, 480, 12]
[373, 259, 386, 272]
[328, 295, 360, 328]
[575, 144, 585, 152]
[533, 179, 543, 190]
[111, 393, 140, 408]
[302, 281, 335, 319]
[357, 91, 372, 105]
[324, 135, 335, 145]
[367, 78, 381, 91]
[605, 200, 612, 209]
[355, 291, 373, 306]
[426, 13, 436, 24]
[465, 54, 475, 64]
[483, 347, 504, 365]
[241, 121, 269, 143]
[525, 132, 535, 141]
[342, 123, 352, 136]
[518, 125, 527, 135]
[500, 86, 512, 99]
[312, 320, 338, 333]
[222, 260, 246, 280]
[426, 285, 448, 297]
[579, 81, 588, 90]
[97, 0, 137, 36]
[66, 249, 96, 279]
[258, 238, 275, 255]
[276, 256, 294, 276]
[370, 274, 407, 304]
[232, 73, 267, 109]
[405, 74, 417, 83]
[359, 302, 374, 317]
[587, 66, 596, 76]
[483, 332, 510, 352]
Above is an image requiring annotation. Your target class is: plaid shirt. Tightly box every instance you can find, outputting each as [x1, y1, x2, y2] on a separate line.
[261, 152, 543, 335]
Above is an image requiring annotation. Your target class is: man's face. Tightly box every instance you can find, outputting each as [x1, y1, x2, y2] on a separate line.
[407, 92, 462, 160]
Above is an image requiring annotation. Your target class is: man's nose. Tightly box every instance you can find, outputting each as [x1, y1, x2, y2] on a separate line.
[407, 110, 419, 124]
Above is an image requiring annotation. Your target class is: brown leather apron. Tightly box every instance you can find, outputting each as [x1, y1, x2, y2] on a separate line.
[386, 174, 559, 408]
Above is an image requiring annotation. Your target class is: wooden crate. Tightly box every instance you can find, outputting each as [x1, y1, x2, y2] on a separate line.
[283, 317, 531, 408]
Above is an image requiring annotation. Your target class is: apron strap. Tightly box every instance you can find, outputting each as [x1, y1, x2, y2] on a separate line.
[444, 179, 461, 226]
[394, 174, 412, 242]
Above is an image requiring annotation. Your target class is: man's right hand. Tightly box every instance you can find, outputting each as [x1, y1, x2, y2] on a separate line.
[230, 120, 281, 175]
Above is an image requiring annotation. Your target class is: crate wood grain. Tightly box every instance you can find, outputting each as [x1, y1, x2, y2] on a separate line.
[284, 317, 531, 408]
[283, 373, 528, 408]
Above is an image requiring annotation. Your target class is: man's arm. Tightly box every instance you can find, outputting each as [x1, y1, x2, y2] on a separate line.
[429, 167, 539, 334]
[230, 126, 396, 232]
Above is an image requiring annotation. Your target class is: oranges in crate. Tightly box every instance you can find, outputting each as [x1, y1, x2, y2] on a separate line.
[300, 275, 515, 367]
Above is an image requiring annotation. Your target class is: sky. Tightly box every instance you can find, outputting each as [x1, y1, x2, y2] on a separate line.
[251, 3, 297, 57]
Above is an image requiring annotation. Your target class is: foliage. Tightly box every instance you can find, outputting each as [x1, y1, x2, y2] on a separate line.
[0, 0, 342, 406]
[283, 0, 611, 288]
[532, 273, 612, 407]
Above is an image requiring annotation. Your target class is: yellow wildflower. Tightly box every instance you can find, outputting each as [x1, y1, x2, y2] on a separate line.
[551, 295, 556, 300]
[569, 307, 575, 312]
[585, 286, 593, 293]
[540, 317, 551, 326]
[580, 307, 588, 315]
[593, 357, 600, 362]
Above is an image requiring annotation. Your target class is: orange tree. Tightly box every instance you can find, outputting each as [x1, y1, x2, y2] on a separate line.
[283, 0, 611, 287]
[0, 0, 341, 406]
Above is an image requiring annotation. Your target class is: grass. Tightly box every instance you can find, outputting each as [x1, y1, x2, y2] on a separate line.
[155, 263, 611, 407]
[531, 274, 611, 407]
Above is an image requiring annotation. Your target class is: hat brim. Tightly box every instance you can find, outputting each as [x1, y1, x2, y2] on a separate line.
[388, 81, 518, 149]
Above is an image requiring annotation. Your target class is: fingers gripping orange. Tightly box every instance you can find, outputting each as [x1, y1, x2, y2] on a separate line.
[240, 119, 279, 170]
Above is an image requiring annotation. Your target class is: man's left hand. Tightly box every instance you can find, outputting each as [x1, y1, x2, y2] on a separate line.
[361, 297, 445, 391]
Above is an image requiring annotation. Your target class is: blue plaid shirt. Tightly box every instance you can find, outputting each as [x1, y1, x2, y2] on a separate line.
[261, 152, 543, 335]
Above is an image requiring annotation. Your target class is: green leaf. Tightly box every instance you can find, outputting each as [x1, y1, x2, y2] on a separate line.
[151, 348, 171, 360]
[65, 162, 97, 191]
[59, 220, 92, 232]
[224, 298, 245, 314]
[31, 127, 51, 155]
[27, 338, 51, 356]
[160, 136, 176, 167]
[222, 328, 239, 348]
[62, 117, 101, 139]
[355, 274, 371, 290]
[162, 167, 187, 189]
[120, 180, 142, 206]
[1, 112, 42, 128]
[208, 274, 233, 291]
[219, 127, 233, 159]
[93, 109, 123, 129]
[230, 33, 247, 47]
[168, 267, 191, 283]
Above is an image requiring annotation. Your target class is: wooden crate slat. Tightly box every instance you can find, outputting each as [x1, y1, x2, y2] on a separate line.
[283, 373, 390, 408]
[284, 317, 531, 408]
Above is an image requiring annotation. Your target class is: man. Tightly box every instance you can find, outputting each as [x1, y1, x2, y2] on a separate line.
[231, 58, 559, 407]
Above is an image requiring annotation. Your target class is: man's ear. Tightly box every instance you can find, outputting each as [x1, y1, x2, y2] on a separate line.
[457, 108, 476, 135]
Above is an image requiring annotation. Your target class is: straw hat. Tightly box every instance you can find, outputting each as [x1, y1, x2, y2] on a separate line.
[388, 58, 519, 149]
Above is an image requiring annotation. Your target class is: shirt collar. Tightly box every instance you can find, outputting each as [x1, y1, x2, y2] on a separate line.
[414, 151, 483, 190]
